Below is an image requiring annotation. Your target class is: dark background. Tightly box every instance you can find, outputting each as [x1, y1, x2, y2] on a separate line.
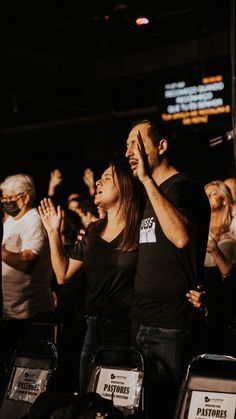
[0, 0, 235, 202]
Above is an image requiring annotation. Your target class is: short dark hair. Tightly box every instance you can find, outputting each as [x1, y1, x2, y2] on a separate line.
[131, 118, 177, 164]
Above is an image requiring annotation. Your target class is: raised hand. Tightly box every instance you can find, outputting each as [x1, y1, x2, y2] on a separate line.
[83, 168, 95, 196]
[50, 169, 63, 188]
[83, 168, 94, 186]
[48, 169, 63, 196]
[38, 197, 62, 233]
[135, 130, 151, 183]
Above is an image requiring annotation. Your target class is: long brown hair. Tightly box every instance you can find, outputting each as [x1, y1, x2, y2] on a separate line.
[87, 159, 143, 251]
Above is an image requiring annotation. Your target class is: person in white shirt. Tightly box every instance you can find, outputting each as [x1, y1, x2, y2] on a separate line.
[0, 173, 54, 379]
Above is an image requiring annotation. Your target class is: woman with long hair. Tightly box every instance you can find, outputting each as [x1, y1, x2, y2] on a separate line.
[38, 159, 143, 394]
[205, 180, 236, 272]
[204, 180, 236, 354]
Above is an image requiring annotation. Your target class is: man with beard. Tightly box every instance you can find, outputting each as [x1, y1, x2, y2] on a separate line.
[125, 119, 210, 419]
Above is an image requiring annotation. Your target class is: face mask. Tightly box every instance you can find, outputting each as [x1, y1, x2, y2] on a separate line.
[3, 201, 21, 217]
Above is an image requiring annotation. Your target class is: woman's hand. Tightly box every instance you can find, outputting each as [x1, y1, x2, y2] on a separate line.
[38, 197, 62, 233]
[77, 228, 86, 241]
[207, 237, 219, 256]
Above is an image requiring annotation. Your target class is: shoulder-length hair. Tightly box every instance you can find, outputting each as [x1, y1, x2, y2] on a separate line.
[87, 159, 143, 251]
[204, 180, 233, 235]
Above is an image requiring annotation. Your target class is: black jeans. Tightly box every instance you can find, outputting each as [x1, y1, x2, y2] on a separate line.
[136, 325, 189, 419]
[79, 315, 131, 395]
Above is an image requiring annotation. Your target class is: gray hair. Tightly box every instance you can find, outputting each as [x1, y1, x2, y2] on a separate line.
[0, 173, 36, 205]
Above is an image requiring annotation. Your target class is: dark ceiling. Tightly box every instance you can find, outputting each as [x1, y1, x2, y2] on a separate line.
[0, 0, 232, 131]
[0, 0, 234, 194]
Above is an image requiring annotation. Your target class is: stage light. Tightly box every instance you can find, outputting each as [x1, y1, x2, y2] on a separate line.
[135, 16, 150, 26]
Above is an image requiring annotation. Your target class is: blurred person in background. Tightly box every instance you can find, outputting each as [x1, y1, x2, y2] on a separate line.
[204, 180, 236, 354]
[76, 198, 99, 228]
[224, 177, 236, 216]
[0, 203, 3, 315]
[0, 173, 54, 383]
[83, 168, 96, 198]
[48, 167, 96, 210]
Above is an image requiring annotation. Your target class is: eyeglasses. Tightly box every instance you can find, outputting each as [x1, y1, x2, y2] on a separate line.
[0, 192, 25, 203]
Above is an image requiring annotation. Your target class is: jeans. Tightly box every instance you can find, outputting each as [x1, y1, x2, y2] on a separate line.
[136, 325, 189, 419]
[79, 315, 131, 395]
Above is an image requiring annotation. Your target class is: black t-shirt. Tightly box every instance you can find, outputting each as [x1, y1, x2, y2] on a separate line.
[133, 173, 210, 329]
[69, 231, 138, 323]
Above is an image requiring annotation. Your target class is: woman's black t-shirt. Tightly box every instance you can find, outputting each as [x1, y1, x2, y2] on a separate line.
[69, 232, 137, 323]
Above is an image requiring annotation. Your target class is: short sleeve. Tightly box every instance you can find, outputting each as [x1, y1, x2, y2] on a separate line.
[69, 235, 88, 261]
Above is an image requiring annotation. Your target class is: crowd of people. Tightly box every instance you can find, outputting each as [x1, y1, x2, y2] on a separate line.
[0, 118, 236, 419]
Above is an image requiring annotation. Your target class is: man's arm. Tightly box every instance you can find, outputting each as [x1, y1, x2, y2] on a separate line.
[136, 135, 190, 248]
[142, 177, 190, 248]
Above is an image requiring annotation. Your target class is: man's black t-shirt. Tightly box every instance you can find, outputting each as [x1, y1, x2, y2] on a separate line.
[133, 173, 210, 329]
[69, 231, 137, 323]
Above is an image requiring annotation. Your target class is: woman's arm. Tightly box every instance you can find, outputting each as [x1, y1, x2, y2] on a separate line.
[38, 197, 83, 284]
[207, 237, 233, 276]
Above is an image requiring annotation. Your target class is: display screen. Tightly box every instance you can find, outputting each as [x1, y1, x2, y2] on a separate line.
[161, 74, 231, 130]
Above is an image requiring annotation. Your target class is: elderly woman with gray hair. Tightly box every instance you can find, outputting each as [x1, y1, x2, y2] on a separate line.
[0, 173, 54, 382]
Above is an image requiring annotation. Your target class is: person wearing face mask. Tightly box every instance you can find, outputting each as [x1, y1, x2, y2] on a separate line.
[0, 174, 55, 382]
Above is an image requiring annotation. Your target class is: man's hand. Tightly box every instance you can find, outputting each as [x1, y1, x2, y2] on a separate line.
[186, 286, 207, 311]
[135, 131, 151, 183]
